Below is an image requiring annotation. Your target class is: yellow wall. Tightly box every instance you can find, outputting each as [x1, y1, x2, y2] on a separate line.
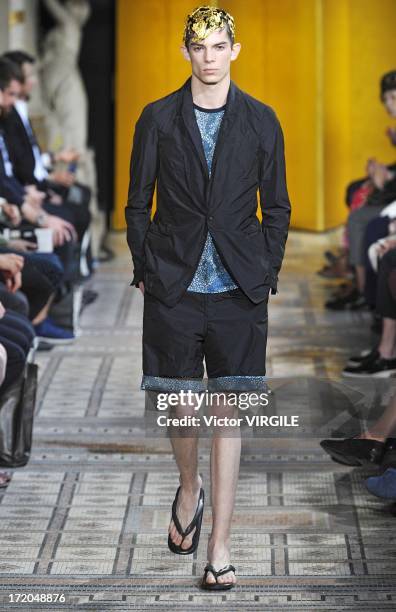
[114, 0, 396, 231]
[323, 0, 396, 229]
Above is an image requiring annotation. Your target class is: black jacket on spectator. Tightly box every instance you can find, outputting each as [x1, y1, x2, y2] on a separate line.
[367, 173, 396, 208]
[125, 78, 291, 307]
[346, 164, 396, 207]
[0, 126, 25, 206]
[3, 107, 92, 220]
[2, 107, 36, 186]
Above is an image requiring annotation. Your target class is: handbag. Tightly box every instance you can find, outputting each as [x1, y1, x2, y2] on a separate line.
[0, 362, 38, 467]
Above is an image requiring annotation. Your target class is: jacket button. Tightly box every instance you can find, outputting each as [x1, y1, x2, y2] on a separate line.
[208, 216, 213, 221]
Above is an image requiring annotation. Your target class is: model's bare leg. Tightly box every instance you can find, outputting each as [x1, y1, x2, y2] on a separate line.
[205, 396, 240, 586]
[168, 397, 202, 550]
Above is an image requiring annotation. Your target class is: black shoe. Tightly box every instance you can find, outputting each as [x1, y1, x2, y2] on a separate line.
[343, 355, 396, 377]
[79, 289, 99, 315]
[37, 340, 55, 351]
[320, 437, 385, 466]
[201, 564, 236, 591]
[168, 486, 204, 555]
[382, 438, 396, 469]
[349, 295, 368, 310]
[346, 348, 379, 367]
[98, 245, 115, 263]
[325, 289, 367, 311]
[324, 250, 339, 264]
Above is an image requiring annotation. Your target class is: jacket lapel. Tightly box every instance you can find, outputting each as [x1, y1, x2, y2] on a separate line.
[179, 78, 208, 178]
[179, 77, 241, 181]
[209, 80, 239, 179]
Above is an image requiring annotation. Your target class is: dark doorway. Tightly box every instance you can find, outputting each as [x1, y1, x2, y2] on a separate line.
[39, 0, 115, 227]
[79, 0, 115, 226]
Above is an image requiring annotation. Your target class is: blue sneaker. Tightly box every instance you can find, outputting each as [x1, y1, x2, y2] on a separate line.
[34, 318, 75, 345]
[365, 468, 396, 499]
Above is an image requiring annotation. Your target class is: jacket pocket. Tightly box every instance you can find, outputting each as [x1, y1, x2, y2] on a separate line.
[243, 220, 261, 236]
[147, 220, 171, 237]
[212, 288, 247, 301]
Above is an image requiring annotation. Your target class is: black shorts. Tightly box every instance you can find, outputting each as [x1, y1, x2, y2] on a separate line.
[141, 288, 268, 391]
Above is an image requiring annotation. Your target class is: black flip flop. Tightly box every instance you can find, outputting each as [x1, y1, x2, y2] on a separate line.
[167, 486, 204, 555]
[201, 563, 236, 590]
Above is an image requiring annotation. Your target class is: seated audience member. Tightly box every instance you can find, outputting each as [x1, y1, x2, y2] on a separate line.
[0, 293, 35, 490]
[339, 241, 396, 376]
[361, 202, 396, 309]
[0, 58, 82, 341]
[0, 222, 73, 343]
[0, 59, 79, 252]
[0, 279, 28, 317]
[321, 391, 396, 500]
[1, 51, 91, 244]
[0, 298, 35, 393]
[0, 196, 74, 341]
[324, 70, 396, 310]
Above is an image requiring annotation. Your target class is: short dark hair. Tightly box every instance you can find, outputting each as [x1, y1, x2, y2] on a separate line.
[3, 50, 35, 69]
[381, 70, 396, 101]
[0, 58, 24, 91]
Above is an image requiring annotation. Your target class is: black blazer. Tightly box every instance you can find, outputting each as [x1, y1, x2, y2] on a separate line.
[3, 107, 38, 186]
[125, 77, 291, 307]
[0, 127, 25, 206]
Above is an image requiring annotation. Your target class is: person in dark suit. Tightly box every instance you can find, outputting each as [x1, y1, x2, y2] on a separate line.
[0, 60, 77, 343]
[125, 6, 291, 589]
[0, 58, 77, 245]
[1, 51, 91, 243]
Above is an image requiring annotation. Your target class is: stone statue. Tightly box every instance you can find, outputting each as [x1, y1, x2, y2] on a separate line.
[40, 0, 105, 259]
[41, 0, 90, 151]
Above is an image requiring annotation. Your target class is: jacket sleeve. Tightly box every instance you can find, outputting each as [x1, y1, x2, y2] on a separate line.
[0, 177, 25, 207]
[0, 132, 25, 206]
[125, 103, 159, 287]
[4, 122, 36, 186]
[259, 114, 291, 294]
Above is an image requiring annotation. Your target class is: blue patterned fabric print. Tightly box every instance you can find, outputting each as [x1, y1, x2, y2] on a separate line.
[187, 105, 238, 293]
[141, 375, 267, 393]
[141, 376, 206, 393]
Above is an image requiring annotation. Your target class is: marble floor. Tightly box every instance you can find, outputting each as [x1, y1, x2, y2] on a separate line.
[0, 230, 395, 611]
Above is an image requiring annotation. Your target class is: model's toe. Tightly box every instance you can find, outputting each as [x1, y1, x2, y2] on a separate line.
[204, 571, 216, 584]
[217, 570, 235, 584]
[180, 527, 195, 549]
[169, 525, 180, 545]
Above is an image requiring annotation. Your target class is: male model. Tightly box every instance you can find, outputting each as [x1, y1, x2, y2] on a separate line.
[125, 6, 291, 590]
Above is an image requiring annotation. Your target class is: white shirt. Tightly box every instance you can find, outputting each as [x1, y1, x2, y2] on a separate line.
[14, 99, 48, 182]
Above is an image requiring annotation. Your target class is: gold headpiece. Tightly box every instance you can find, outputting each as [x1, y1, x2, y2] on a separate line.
[183, 6, 235, 45]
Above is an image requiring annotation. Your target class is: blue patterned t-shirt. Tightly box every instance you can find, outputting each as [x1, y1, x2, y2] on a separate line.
[187, 104, 238, 293]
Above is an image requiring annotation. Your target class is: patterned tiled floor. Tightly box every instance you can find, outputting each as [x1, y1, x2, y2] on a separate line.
[0, 231, 395, 610]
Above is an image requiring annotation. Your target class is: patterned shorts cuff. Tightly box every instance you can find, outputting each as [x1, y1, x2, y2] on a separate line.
[141, 375, 206, 392]
[207, 376, 268, 392]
